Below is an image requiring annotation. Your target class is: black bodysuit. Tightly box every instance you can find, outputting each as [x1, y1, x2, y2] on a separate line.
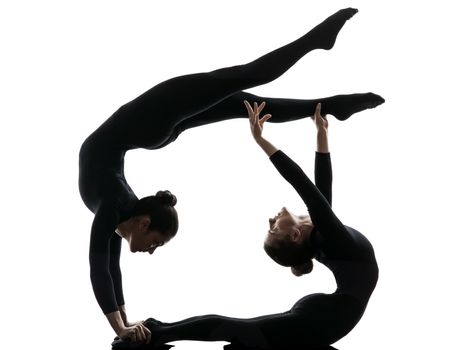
[139, 150, 378, 349]
[272, 150, 379, 307]
[79, 7, 383, 316]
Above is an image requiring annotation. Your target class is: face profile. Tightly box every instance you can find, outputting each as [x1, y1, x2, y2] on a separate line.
[117, 215, 172, 254]
[263, 205, 317, 268]
[266, 207, 303, 246]
[129, 229, 169, 254]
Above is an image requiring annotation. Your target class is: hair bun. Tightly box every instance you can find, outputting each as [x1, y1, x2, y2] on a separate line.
[291, 260, 313, 277]
[155, 190, 177, 206]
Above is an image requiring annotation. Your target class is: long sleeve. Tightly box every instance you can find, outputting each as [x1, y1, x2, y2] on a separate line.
[109, 233, 125, 307]
[314, 152, 332, 206]
[269, 150, 353, 257]
[89, 201, 121, 314]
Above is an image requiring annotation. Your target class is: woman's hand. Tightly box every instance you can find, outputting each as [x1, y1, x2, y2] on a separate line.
[118, 305, 144, 328]
[312, 103, 328, 132]
[117, 323, 152, 344]
[244, 100, 271, 141]
[312, 103, 329, 153]
[125, 320, 146, 327]
[243, 100, 278, 157]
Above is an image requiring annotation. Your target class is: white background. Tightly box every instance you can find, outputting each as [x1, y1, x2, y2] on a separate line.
[1, 1, 467, 349]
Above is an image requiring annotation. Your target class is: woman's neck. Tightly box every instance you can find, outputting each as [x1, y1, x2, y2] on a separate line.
[115, 219, 131, 240]
[297, 215, 314, 240]
[298, 215, 313, 226]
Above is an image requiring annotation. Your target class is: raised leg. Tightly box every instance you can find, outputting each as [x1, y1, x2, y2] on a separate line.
[125, 8, 359, 128]
[160, 91, 384, 146]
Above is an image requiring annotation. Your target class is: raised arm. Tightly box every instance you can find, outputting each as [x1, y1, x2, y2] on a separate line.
[312, 103, 332, 205]
[245, 101, 352, 256]
[268, 151, 343, 238]
[244, 100, 277, 156]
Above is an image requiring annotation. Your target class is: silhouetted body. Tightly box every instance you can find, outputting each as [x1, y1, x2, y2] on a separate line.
[78, 7, 383, 316]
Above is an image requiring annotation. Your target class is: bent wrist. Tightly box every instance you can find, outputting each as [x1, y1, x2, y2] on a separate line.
[106, 310, 126, 335]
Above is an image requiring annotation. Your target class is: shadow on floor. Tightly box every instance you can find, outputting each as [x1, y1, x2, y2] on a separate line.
[224, 344, 338, 350]
[111, 339, 338, 350]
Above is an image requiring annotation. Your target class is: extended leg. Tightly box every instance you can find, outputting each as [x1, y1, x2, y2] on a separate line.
[126, 8, 358, 127]
[160, 91, 384, 146]
[145, 312, 305, 349]
[143, 294, 361, 349]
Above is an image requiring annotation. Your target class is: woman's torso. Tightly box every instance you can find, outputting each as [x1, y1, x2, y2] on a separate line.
[78, 102, 175, 213]
[315, 225, 379, 305]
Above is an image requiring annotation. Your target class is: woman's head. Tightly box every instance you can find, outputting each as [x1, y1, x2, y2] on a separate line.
[263, 207, 316, 275]
[133, 190, 178, 234]
[123, 190, 179, 254]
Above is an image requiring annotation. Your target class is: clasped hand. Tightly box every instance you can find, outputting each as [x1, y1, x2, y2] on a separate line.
[118, 322, 151, 344]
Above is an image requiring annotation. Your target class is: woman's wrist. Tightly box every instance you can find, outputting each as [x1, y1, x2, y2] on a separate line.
[255, 136, 278, 157]
[254, 135, 264, 143]
[316, 130, 329, 153]
[316, 128, 328, 136]
[106, 310, 127, 335]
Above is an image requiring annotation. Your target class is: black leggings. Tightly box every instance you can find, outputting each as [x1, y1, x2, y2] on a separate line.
[114, 8, 383, 151]
[144, 293, 364, 349]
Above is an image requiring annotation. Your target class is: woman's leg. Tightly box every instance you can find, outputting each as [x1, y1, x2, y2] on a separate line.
[145, 293, 364, 349]
[127, 8, 358, 128]
[179, 91, 383, 130]
[146, 312, 303, 349]
[159, 91, 384, 146]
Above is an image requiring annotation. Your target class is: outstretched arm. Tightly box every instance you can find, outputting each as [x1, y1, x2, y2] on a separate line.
[312, 103, 332, 205]
[244, 100, 277, 156]
[245, 101, 352, 256]
[90, 202, 151, 343]
[89, 203, 121, 316]
[313, 103, 329, 153]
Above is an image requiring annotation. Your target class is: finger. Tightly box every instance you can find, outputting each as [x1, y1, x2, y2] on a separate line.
[251, 103, 259, 124]
[244, 100, 253, 118]
[138, 324, 148, 343]
[142, 325, 152, 344]
[134, 325, 142, 342]
[140, 324, 148, 342]
[244, 100, 254, 118]
[247, 107, 256, 125]
[259, 114, 272, 124]
[129, 329, 137, 343]
[315, 102, 322, 117]
[257, 101, 266, 115]
[317, 115, 325, 127]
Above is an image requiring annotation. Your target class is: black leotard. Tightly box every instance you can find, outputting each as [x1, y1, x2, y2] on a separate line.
[138, 150, 378, 349]
[271, 150, 379, 306]
[80, 7, 383, 316]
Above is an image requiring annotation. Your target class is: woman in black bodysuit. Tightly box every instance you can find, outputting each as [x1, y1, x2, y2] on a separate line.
[126, 102, 378, 350]
[79, 7, 384, 343]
